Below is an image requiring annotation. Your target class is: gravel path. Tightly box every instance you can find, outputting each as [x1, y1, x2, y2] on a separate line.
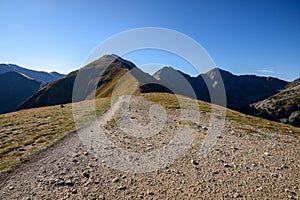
[0, 96, 299, 199]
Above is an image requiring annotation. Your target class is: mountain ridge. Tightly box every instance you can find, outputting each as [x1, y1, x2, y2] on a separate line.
[0, 71, 43, 114]
[0, 63, 65, 83]
[5, 54, 297, 127]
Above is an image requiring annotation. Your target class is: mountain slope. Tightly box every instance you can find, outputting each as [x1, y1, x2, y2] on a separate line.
[17, 54, 170, 110]
[0, 72, 42, 113]
[0, 64, 65, 83]
[252, 77, 300, 127]
[153, 67, 287, 111]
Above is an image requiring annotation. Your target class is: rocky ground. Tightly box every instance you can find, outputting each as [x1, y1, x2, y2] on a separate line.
[0, 96, 299, 199]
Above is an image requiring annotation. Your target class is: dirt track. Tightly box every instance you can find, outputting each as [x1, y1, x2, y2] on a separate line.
[0, 96, 299, 199]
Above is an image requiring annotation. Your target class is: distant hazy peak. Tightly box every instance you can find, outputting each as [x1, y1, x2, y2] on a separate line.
[0, 63, 65, 83]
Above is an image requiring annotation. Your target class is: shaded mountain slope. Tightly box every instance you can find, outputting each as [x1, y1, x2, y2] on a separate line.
[252, 77, 300, 127]
[0, 72, 42, 113]
[0, 64, 65, 83]
[17, 54, 170, 110]
[153, 67, 287, 111]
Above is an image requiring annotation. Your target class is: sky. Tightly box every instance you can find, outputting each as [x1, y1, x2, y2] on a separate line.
[0, 0, 299, 81]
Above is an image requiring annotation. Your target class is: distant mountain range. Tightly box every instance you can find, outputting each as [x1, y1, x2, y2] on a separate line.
[1, 55, 299, 127]
[0, 64, 65, 113]
[0, 64, 65, 83]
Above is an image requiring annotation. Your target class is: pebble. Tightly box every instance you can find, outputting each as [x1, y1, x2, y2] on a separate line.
[212, 170, 219, 175]
[112, 178, 120, 183]
[264, 152, 270, 156]
[65, 180, 74, 186]
[233, 192, 242, 198]
[83, 171, 90, 178]
[277, 164, 288, 170]
[9, 186, 14, 190]
[116, 186, 127, 191]
[56, 181, 65, 186]
[147, 191, 154, 195]
[191, 160, 199, 166]
[224, 163, 233, 168]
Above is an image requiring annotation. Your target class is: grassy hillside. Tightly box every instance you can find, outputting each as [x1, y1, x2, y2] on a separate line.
[0, 98, 110, 173]
[1, 93, 299, 173]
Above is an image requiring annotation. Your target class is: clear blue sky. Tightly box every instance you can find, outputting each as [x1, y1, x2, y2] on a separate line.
[0, 0, 299, 81]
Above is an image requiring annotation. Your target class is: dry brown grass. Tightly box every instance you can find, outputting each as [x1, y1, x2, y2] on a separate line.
[0, 98, 111, 172]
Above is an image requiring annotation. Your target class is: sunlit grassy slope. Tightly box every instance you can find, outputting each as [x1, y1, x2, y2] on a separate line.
[0, 98, 110, 172]
[0, 92, 299, 173]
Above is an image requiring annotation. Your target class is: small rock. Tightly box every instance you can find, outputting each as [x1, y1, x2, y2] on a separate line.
[234, 192, 242, 198]
[271, 173, 278, 178]
[60, 104, 65, 108]
[71, 189, 77, 194]
[264, 152, 270, 156]
[65, 180, 74, 186]
[112, 178, 120, 183]
[116, 186, 127, 191]
[212, 170, 219, 175]
[84, 152, 89, 156]
[230, 146, 238, 151]
[191, 160, 199, 166]
[224, 163, 232, 168]
[18, 147, 26, 151]
[147, 191, 154, 195]
[72, 158, 79, 163]
[9, 186, 14, 190]
[83, 171, 90, 178]
[277, 164, 288, 170]
[56, 181, 65, 186]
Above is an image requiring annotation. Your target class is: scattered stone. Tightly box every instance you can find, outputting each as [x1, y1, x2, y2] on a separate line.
[224, 163, 233, 168]
[71, 189, 77, 194]
[264, 152, 270, 156]
[230, 146, 238, 151]
[277, 164, 288, 170]
[83, 171, 90, 178]
[121, 175, 127, 179]
[112, 178, 120, 183]
[18, 147, 26, 151]
[233, 192, 242, 198]
[84, 152, 89, 156]
[8, 186, 14, 190]
[65, 180, 74, 186]
[271, 173, 278, 178]
[191, 159, 199, 166]
[256, 186, 263, 192]
[147, 191, 154, 195]
[212, 170, 219, 175]
[72, 158, 79, 163]
[116, 186, 127, 191]
[60, 104, 65, 108]
[56, 181, 65, 186]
